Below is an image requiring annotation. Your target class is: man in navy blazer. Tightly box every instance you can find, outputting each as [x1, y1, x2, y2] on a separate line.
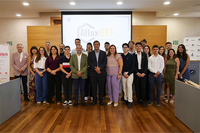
[88, 40, 107, 106]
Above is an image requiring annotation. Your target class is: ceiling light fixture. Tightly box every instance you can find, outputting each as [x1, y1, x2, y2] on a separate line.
[23, 2, 29, 6]
[117, 2, 123, 5]
[70, 2, 76, 5]
[174, 13, 179, 16]
[16, 14, 21, 17]
[164, 2, 170, 5]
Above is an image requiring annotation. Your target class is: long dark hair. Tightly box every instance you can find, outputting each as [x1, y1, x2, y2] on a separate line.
[30, 46, 38, 57]
[35, 47, 48, 63]
[107, 45, 117, 59]
[177, 44, 188, 61]
[50, 45, 59, 56]
[167, 48, 176, 60]
[144, 45, 151, 56]
[159, 46, 166, 57]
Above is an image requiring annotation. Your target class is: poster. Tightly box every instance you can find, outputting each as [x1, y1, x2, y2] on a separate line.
[0, 44, 10, 83]
[184, 37, 200, 61]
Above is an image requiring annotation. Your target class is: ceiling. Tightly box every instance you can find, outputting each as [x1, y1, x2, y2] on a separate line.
[0, 0, 200, 18]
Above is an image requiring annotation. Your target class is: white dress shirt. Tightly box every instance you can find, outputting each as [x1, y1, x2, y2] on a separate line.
[34, 56, 47, 69]
[18, 52, 23, 63]
[136, 52, 142, 70]
[77, 53, 82, 71]
[71, 48, 86, 55]
[148, 54, 164, 74]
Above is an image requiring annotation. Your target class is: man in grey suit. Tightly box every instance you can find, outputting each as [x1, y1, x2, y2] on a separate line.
[11, 43, 29, 101]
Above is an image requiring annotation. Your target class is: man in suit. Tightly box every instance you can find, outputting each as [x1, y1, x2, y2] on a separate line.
[88, 40, 107, 106]
[45, 41, 51, 56]
[70, 44, 88, 107]
[11, 43, 30, 101]
[134, 42, 148, 107]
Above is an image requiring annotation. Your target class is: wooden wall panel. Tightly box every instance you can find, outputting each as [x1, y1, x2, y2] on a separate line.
[132, 25, 167, 51]
[27, 26, 61, 53]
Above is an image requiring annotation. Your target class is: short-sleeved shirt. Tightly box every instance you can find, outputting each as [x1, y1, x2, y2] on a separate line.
[45, 55, 60, 74]
[59, 55, 71, 79]
[106, 54, 121, 75]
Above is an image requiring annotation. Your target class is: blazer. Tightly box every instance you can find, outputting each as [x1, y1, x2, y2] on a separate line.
[134, 52, 148, 75]
[70, 53, 88, 79]
[11, 52, 29, 76]
[88, 50, 107, 77]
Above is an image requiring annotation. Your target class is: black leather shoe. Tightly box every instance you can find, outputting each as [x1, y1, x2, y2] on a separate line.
[24, 97, 30, 101]
[128, 102, 132, 108]
[142, 101, 147, 107]
[121, 96, 124, 101]
[82, 102, 87, 107]
[134, 100, 140, 105]
[100, 101, 105, 106]
[90, 101, 97, 106]
[122, 100, 128, 105]
[73, 102, 78, 107]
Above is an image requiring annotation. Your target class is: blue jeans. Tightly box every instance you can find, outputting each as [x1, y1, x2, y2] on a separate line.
[73, 77, 86, 103]
[35, 69, 48, 102]
[148, 72, 162, 103]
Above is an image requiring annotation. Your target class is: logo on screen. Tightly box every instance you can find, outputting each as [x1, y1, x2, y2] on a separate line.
[77, 23, 114, 43]
[198, 49, 200, 51]
[186, 39, 188, 41]
[198, 39, 200, 41]
[192, 44, 194, 46]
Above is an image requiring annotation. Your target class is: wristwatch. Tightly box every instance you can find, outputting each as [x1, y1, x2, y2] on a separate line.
[118, 73, 121, 75]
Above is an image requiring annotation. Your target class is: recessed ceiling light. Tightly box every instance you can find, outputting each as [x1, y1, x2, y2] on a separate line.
[117, 2, 123, 5]
[164, 2, 170, 5]
[16, 14, 21, 17]
[23, 2, 29, 6]
[70, 2, 76, 5]
[174, 13, 179, 16]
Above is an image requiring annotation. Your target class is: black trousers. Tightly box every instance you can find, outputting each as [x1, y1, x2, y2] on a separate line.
[15, 75, 28, 98]
[134, 72, 146, 102]
[85, 76, 92, 97]
[90, 75, 106, 102]
[47, 73, 61, 103]
[62, 78, 72, 101]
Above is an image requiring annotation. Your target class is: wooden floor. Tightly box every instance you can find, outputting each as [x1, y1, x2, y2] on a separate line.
[0, 94, 192, 133]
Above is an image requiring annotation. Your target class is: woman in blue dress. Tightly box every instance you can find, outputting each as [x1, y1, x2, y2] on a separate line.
[177, 44, 190, 81]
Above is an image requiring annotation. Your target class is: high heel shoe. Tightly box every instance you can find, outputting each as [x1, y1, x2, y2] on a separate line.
[165, 99, 169, 103]
[169, 100, 175, 104]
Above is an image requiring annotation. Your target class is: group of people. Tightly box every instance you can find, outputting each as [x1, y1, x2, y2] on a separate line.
[11, 38, 190, 107]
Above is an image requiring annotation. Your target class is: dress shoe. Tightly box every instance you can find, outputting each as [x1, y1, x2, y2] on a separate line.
[73, 102, 78, 107]
[142, 101, 147, 107]
[82, 102, 87, 107]
[121, 97, 124, 101]
[128, 102, 132, 108]
[24, 97, 30, 101]
[122, 100, 128, 105]
[100, 101, 105, 106]
[134, 100, 140, 105]
[90, 101, 97, 106]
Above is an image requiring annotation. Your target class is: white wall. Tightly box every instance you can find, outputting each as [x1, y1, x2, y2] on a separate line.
[0, 12, 200, 77]
[0, 13, 60, 77]
[132, 12, 200, 50]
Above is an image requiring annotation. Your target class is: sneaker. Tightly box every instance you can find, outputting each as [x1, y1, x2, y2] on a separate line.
[164, 95, 167, 100]
[128, 102, 132, 108]
[148, 101, 153, 105]
[122, 100, 128, 105]
[68, 100, 73, 105]
[85, 97, 88, 101]
[157, 102, 161, 106]
[107, 101, 113, 105]
[37, 102, 41, 104]
[114, 103, 118, 107]
[43, 101, 47, 104]
[63, 100, 68, 106]
[91, 97, 93, 101]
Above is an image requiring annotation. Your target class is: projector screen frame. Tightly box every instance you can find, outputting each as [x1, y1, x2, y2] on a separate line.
[61, 11, 132, 52]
